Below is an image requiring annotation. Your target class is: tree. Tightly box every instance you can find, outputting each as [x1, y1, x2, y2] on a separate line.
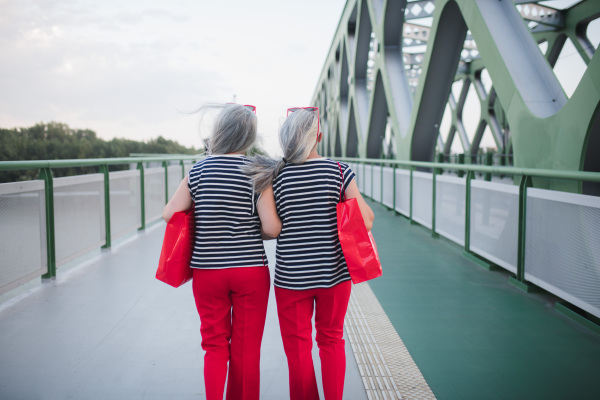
[0, 122, 200, 183]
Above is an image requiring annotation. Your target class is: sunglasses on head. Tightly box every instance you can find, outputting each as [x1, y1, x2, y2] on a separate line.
[226, 103, 256, 113]
[287, 107, 320, 135]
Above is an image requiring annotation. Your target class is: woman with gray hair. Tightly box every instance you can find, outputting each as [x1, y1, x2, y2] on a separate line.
[163, 103, 281, 400]
[244, 107, 374, 400]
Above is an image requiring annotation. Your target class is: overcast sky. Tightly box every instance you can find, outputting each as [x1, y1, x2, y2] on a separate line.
[0, 0, 346, 156]
[0, 0, 596, 157]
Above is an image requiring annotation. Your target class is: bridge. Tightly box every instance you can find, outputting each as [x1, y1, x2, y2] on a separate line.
[1, 1, 600, 399]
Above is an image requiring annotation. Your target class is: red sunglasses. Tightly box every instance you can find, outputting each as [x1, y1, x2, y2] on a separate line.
[227, 103, 256, 113]
[287, 106, 320, 134]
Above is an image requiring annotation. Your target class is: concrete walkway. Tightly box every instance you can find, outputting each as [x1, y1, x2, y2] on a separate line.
[0, 223, 366, 400]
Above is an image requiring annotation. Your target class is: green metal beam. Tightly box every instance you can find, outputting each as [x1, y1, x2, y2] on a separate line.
[0, 155, 200, 172]
[310, 0, 600, 195]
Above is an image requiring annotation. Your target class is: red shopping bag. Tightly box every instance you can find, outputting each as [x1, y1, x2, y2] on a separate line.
[336, 163, 382, 284]
[337, 197, 382, 284]
[156, 207, 194, 287]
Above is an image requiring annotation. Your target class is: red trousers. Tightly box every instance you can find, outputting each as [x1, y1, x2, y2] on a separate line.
[275, 280, 352, 400]
[192, 266, 270, 400]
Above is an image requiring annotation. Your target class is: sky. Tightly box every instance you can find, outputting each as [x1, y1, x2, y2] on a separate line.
[0, 0, 347, 157]
[0, 0, 596, 157]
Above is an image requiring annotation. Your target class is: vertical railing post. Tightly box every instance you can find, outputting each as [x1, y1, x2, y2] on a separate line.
[39, 167, 56, 279]
[510, 175, 534, 291]
[484, 153, 493, 181]
[409, 166, 415, 224]
[457, 153, 465, 178]
[392, 164, 397, 214]
[432, 163, 440, 238]
[362, 162, 366, 194]
[464, 170, 475, 253]
[99, 165, 111, 249]
[371, 161, 374, 200]
[380, 161, 384, 205]
[162, 161, 169, 204]
[137, 162, 146, 231]
[180, 160, 185, 180]
[437, 153, 444, 175]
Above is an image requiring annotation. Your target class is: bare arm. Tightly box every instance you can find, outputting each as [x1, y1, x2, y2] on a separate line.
[344, 179, 374, 231]
[257, 185, 282, 239]
[163, 176, 193, 223]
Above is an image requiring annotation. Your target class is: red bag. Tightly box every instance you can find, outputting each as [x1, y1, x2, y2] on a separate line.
[336, 164, 382, 284]
[156, 207, 194, 287]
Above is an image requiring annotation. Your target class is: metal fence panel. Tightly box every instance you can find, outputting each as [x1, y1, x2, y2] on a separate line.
[394, 169, 410, 217]
[470, 180, 518, 273]
[54, 174, 105, 266]
[0, 181, 47, 294]
[183, 161, 195, 177]
[412, 171, 432, 228]
[372, 166, 382, 203]
[525, 188, 600, 318]
[144, 168, 165, 224]
[382, 167, 394, 208]
[167, 165, 182, 200]
[364, 165, 373, 198]
[435, 175, 466, 246]
[109, 170, 141, 240]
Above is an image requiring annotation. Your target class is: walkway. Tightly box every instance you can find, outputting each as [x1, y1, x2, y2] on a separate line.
[0, 224, 366, 399]
[367, 200, 600, 400]
[1, 200, 600, 399]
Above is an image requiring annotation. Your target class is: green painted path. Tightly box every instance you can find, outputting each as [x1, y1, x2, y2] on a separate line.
[367, 200, 600, 400]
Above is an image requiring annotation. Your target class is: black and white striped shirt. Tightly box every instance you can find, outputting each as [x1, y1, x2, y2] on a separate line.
[187, 155, 266, 269]
[273, 158, 355, 290]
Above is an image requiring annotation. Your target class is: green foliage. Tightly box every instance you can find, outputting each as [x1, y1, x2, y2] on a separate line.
[0, 122, 200, 183]
[247, 145, 267, 157]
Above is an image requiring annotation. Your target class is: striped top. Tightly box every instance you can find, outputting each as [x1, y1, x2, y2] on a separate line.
[273, 158, 355, 290]
[187, 155, 266, 269]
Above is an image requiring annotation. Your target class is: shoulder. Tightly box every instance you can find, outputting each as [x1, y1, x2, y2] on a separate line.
[319, 158, 347, 168]
[334, 160, 350, 170]
[189, 157, 208, 174]
[319, 158, 353, 174]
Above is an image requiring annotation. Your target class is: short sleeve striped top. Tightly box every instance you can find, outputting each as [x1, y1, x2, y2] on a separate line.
[187, 155, 267, 269]
[273, 158, 355, 290]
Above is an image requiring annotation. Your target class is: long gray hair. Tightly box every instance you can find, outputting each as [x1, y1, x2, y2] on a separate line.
[244, 109, 319, 192]
[199, 103, 257, 155]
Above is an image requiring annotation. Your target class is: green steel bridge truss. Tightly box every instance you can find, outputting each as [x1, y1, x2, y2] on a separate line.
[311, 0, 599, 194]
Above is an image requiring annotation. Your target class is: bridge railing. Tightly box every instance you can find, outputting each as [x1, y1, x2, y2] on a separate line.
[339, 157, 600, 324]
[0, 156, 199, 295]
[2, 155, 599, 328]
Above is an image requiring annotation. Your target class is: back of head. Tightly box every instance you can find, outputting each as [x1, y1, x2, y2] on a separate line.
[279, 109, 319, 164]
[203, 103, 257, 155]
[243, 108, 319, 192]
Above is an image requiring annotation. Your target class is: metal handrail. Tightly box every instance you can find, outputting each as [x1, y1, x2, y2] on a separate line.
[335, 157, 600, 183]
[3, 155, 598, 182]
[0, 155, 201, 171]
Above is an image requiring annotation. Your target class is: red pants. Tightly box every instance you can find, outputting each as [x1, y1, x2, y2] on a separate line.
[275, 280, 352, 400]
[192, 266, 270, 400]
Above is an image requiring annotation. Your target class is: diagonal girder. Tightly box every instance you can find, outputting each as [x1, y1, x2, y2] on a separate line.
[311, 0, 600, 193]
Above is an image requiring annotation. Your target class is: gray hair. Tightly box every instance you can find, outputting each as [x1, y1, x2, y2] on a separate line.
[244, 109, 318, 192]
[198, 103, 257, 155]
